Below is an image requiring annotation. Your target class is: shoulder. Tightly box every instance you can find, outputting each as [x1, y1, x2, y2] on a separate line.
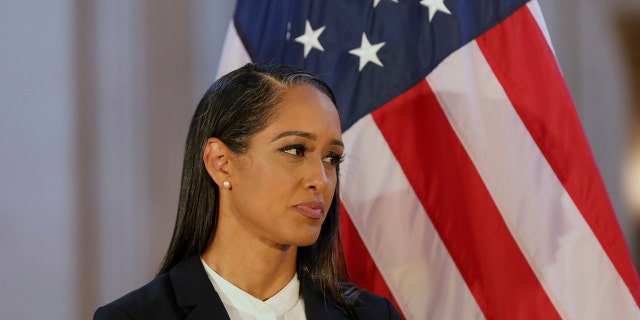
[93, 256, 224, 320]
[351, 290, 403, 320]
[301, 279, 402, 319]
[93, 273, 184, 320]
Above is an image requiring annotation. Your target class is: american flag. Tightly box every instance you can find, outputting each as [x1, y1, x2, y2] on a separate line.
[216, 0, 640, 318]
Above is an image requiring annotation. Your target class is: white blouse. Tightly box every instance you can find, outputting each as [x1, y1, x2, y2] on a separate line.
[201, 258, 307, 320]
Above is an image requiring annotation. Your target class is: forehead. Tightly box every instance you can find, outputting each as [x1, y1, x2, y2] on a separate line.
[266, 84, 342, 136]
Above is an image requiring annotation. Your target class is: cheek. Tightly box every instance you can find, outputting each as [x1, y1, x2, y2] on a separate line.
[324, 172, 339, 207]
[249, 159, 299, 195]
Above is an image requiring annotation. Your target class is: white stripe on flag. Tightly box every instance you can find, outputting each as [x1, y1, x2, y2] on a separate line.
[526, 2, 555, 57]
[341, 115, 485, 320]
[216, 20, 252, 79]
[426, 40, 640, 319]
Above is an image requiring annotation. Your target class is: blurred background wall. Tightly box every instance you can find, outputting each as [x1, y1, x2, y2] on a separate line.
[0, 1, 638, 319]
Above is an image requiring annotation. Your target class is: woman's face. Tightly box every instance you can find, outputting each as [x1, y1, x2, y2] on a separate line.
[226, 84, 343, 248]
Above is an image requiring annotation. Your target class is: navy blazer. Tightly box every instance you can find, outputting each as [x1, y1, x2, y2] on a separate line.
[94, 256, 402, 319]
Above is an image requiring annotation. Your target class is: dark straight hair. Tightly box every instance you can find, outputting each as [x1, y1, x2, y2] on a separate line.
[158, 63, 359, 308]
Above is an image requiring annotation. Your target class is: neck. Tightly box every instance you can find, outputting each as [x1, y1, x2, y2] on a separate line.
[201, 218, 298, 301]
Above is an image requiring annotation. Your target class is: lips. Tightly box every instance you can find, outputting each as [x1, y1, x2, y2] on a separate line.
[295, 201, 325, 219]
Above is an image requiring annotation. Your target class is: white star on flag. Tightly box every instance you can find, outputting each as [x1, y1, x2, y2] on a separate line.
[349, 33, 385, 71]
[373, 0, 398, 8]
[420, 0, 452, 22]
[295, 20, 326, 58]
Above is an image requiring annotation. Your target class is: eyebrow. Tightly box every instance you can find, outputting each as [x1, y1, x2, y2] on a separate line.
[272, 130, 344, 147]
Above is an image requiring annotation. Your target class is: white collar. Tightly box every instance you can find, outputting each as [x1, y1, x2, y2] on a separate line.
[200, 257, 302, 318]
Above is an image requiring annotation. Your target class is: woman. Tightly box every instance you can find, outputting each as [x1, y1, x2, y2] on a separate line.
[94, 63, 402, 319]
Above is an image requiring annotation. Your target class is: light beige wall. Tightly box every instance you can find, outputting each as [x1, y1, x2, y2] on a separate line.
[0, 1, 79, 319]
[0, 1, 636, 319]
[0, 1, 234, 319]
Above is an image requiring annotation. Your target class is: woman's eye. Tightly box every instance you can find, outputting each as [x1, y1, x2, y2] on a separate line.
[323, 152, 344, 166]
[281, 145, 306, 156]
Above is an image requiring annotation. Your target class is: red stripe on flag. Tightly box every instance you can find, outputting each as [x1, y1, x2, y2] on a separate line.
[339, 202, 403, 313]
[371, 80, 561, 319]
[476, 6, 640, 306]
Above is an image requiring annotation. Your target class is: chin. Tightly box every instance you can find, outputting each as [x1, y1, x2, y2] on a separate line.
[291, 230, 322, 247]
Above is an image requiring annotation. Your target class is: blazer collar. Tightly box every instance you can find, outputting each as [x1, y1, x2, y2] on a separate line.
[168, 255, 351, 320]
[169, 255, 230, 320]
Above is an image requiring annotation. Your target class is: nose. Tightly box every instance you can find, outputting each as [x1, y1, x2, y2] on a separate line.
[304, 158, 330, 193]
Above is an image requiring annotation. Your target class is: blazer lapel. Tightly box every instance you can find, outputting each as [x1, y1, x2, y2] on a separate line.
[169, 256, 231, 320]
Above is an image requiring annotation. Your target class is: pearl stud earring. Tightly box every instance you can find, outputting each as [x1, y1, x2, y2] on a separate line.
[222, 180, 231, 189]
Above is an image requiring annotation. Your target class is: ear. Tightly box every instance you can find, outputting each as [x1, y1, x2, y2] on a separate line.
[203, 138, 231, 187]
